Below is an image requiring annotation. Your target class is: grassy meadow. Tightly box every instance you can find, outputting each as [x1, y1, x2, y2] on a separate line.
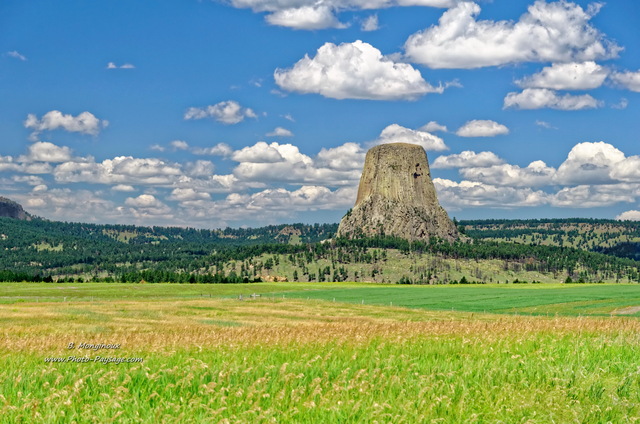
[2, 282, 640, 423]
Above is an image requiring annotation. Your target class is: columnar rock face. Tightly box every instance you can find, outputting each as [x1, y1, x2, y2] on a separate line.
[0, 197, 29, 220]
[337, 143, 460, 242]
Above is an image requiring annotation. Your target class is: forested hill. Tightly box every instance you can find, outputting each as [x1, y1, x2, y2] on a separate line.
[0, 217, 337, 248]
[3, 216, 638, 255]
[460, 218, 640, 251]
[2, 216, 640, 283]
[0, 217, 336, 275]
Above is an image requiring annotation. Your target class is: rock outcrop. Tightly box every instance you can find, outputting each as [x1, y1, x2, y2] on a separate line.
[337, 143, 460, 242]
[0, 197, 29, 220]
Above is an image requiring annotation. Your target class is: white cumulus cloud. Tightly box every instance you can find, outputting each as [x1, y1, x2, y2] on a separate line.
[504, 88, 601, 110]
[111, 184, 136, 192]
[420, 121, 448, 133]
[404, 1, 620, 69]
[610, 156, 640, 183]
[231, 141, 289, 163]
[13, 189, 121, 223]
[266, 127, 294, 137]
[610, 70, 640, 92]
[372, 124, 448, 151]
[23, 142, 73, 163]
[232, 142, 359, 186]
[265, 5, 346, 30]
[185, 160, 215, 177]
[168, 188, 211, 202]
[555, 141, 625, 185]
[170, 140, 189, 150]
[192, 143, 234, 157]
[53, 156, 183, 186]
[124, 194, 173, 219]
[184, 100, 257, 124]
[550, 184, 637, 208]
[12, 175, 45, 186]
[460, 161, 556, 187]
[517, 61, 609, 90]
[616, 210, 640, 221]
[434, 178, 548, 209]
[316, 142, 365, 171]
[274, 40, 444, 101]
[0, 155, 19, 172]
[229, 0, 460, 30]
[125, 194, 165, 208]
[24, 110, 108, 139]
[227, 185, 355, 212]
[456, 120, 509, 137]
[361, 15, 379, 32]
[431, 151, 504, 169]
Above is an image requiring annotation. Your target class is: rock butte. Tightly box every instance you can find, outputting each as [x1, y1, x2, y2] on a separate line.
[0, 196, 29, 220]
[337, 143, 460, 242]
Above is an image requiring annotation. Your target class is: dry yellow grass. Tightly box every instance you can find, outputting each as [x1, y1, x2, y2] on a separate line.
[2, 298, 640, 354]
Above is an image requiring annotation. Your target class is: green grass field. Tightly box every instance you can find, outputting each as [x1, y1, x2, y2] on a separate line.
[2, 282, 640, 423]
[0, 282, 369, 303]
[285, 284, 640, 316]
[3, 282, 640, 316]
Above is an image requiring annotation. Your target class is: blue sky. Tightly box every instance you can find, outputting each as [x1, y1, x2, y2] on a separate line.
[2, 0, 640, 227]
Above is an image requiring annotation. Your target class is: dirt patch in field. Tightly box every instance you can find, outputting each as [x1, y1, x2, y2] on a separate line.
[612, 306, 640, 315]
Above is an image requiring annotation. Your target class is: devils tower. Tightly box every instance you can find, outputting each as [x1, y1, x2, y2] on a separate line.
[337, 143, 460, 242]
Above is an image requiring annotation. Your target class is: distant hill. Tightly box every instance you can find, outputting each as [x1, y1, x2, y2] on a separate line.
[1, 215, 640, 284]
[0, 217, 337, 276]
[0, 197, 29, 220]
[460, 218, 640, 250]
